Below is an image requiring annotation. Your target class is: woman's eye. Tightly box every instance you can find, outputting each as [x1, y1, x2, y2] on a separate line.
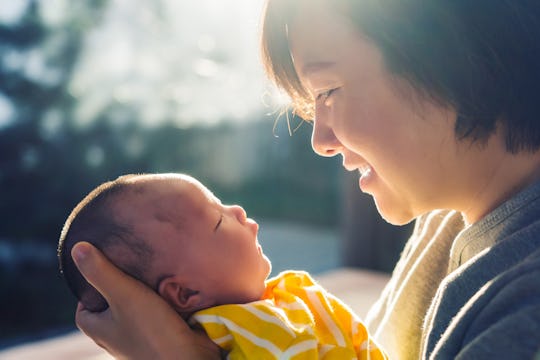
[316, 88, 337, 103]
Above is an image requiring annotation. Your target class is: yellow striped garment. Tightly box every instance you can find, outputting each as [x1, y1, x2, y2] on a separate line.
[189, 270, 387, 359]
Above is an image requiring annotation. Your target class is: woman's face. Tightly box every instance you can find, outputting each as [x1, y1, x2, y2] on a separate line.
[288, 5, 463, 224]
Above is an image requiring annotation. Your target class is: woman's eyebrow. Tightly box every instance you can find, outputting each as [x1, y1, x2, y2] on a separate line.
[300, 61, 336, 77]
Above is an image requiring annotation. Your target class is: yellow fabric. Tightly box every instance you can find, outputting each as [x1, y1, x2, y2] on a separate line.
[190, 271, 387, 359]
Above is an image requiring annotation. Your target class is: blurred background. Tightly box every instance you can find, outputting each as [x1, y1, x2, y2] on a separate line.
[0, 0, 412, 350]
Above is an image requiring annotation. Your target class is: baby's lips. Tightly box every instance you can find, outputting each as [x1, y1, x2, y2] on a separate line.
[247, 218, 259, 233]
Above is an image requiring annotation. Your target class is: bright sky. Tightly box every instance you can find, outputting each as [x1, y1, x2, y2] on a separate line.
[0, 1, 28, 128]
[0, 1, 28, 25]
[0, 0, 285, 129]
[69, 0, 275, 128]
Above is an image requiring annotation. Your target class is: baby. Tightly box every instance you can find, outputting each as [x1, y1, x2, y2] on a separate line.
[58, 173, 386, 359]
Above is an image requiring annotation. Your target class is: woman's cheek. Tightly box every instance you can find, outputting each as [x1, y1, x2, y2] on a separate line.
[332, 96, 355, 137]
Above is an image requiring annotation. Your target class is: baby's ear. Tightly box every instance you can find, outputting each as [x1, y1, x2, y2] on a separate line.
[158, 276, 205, 315]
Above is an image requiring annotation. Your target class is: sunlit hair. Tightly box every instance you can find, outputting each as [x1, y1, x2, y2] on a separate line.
[58, 174, 154, 312]
[261, 0, 540, 153]
[261, 0, 314, 120]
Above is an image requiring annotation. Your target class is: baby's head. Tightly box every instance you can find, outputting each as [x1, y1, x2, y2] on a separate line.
[59, 173, 271, 318]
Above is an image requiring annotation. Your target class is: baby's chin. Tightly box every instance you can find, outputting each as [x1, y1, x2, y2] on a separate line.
[263, 254, 272, 278]
[240, 281, 269, 303]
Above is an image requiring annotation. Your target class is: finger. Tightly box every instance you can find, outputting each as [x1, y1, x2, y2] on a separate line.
[75, 301, 111, 350]
[71, 242, 148, 306]
[76, 301, 85, 312]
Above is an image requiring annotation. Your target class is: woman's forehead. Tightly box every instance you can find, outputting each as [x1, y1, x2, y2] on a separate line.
[288, 7, 359, 62]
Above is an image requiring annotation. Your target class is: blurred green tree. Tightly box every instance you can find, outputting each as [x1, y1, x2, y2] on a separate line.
[0, 0, 109, 239]
[0, 0, 115, 344]
[0, 0, 342, 345]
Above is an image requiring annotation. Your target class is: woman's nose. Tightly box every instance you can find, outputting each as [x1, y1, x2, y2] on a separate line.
[311, 113, 341, 157]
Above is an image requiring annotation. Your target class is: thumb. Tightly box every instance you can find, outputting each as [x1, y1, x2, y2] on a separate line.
[71, 241, 135, 306]
[72, 241, 163, 310]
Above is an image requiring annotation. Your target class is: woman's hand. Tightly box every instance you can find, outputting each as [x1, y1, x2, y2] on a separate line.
[72, 242, 221, 360]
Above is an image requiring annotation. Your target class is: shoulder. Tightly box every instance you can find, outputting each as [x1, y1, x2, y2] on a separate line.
[431, 246, 540, 358]
[462, 253, 540, 357]
[474, 245, 540, 315]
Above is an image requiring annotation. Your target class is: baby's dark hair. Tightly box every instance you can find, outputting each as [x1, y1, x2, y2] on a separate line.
[58, 175, 154, 312]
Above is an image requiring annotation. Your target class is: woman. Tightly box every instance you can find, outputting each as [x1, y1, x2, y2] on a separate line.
[72, 0, 540, 358]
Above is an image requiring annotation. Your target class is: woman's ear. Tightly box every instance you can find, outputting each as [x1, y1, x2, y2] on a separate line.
[158, 276, 204, 314]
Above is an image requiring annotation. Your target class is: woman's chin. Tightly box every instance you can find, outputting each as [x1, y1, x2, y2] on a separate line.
[373, 198, 416, 226]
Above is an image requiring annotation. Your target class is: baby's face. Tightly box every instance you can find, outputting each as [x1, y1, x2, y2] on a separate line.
[119, 174, 272, 305]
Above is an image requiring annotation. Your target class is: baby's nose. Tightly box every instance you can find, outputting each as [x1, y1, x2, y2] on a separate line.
[230, 205, 247, 223]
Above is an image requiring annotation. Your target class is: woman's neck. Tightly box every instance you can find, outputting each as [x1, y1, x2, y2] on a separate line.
[461, 140, 540, 225]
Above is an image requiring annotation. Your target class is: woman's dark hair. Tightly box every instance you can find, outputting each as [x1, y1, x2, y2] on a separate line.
[261, 0, 540, 153]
